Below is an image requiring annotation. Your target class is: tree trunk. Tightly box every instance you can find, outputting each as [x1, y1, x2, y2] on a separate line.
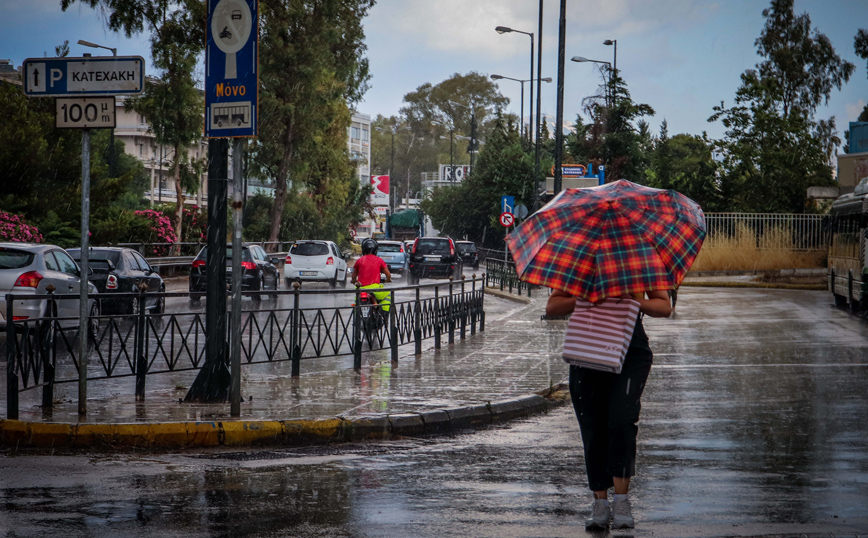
[268, 126, 294, 251]
[173, 145, 184, 256]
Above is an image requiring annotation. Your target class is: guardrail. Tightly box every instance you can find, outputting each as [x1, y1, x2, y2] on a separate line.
[4, 277, 486, 419]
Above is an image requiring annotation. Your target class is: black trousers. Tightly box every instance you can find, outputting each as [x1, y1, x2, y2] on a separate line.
[569, 319, 654, 492]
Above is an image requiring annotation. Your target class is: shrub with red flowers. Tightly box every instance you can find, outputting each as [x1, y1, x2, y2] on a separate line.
[0, 210, 43, 243]
[182, 206, 206, 243]
[133, 209, 178, 256]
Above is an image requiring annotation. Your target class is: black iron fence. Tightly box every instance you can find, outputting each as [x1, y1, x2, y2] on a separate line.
[4, 276, 485, 419]
[484, 258, 533, 297]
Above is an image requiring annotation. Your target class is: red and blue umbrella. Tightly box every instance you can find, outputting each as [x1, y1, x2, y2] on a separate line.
[505, 180, 706, 303]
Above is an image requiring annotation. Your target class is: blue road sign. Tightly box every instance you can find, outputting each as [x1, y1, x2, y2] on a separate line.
[23, 56, 144, 96]
[206, 0, 258, 138]
[501, 195, 515, 215]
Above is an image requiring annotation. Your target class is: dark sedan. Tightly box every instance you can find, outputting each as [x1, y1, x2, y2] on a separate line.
[189, 243, 280, 302]
[68, 247, 165, 315]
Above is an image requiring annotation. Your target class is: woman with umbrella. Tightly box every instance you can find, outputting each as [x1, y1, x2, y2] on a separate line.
[506, 180, 706, 530]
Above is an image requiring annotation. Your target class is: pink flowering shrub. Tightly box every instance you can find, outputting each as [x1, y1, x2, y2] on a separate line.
[0, 210, 43, 243]
[182, 206, 206, 243]
[134, 209, 178, 256]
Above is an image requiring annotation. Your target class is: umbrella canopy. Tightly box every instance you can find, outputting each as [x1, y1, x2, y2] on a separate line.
[505, 180, 706, 302]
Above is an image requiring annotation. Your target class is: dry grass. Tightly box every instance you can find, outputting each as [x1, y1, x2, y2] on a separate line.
[691, 224, 827, 272]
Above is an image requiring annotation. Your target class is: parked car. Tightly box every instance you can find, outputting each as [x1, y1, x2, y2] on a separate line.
[377, 240, 408, 275]
[0, 242, 99, 337]
[407, 237, 462, 283]
[455, 241, 479, 269]
[189, 243, 281, 301]
[68, 247, 164, 315]
[284, 240, 348, 287]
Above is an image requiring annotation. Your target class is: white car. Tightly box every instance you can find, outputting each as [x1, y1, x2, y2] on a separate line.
[284, 240, 348, 287]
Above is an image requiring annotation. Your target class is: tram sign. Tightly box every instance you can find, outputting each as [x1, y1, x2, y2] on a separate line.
[23, 56, 144, 96]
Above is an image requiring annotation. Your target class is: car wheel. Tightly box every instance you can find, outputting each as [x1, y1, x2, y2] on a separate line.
[252, 275, 264, 302]
[155, 285, 166, 313]
[87, 301, 100, 345]
[340, 271, 348, 288]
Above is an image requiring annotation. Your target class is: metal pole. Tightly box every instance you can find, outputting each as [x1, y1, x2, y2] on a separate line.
[450, 128, 454, 177]
[519, 81, 525, 140]
[6, 296, 18, 419]
[534, 0, 544, 207]
[528, 32, 534, 144]
[230, 138, 244, 417]
[553, 0, 567, 195]
[78, 128, 91, 416]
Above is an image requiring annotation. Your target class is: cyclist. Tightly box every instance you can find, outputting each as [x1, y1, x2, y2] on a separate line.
[351, 238, 392, 312]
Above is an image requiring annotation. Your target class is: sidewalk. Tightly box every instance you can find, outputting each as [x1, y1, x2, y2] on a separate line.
[1, 292, 571, 448]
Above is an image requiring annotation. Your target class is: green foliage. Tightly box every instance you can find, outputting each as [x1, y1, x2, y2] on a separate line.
[709, 0, 850, 212]
[646, 128, 723, 211]
[255, 0, 375, 245]
[421, 116, 548, 248]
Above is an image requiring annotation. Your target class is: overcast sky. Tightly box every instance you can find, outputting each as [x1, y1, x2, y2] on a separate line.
[4, 0, 867, 148]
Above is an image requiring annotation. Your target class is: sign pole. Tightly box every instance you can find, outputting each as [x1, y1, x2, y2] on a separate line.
[78, 128, 91, 416]
[230, 138, 244, 416]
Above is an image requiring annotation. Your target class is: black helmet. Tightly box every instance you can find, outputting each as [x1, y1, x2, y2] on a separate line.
[361, 238, 378, 256]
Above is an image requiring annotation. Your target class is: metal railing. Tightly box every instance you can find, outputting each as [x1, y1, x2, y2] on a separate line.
[4, 277, 485, 419]
[484, 258, 533, 297]
[702, 213, 828, 251]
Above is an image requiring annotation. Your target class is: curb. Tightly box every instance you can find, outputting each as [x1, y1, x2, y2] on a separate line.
[0, 384, 569, 450]
[484, 287, 534, 304]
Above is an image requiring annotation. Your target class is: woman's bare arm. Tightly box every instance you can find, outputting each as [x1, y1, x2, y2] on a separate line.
[546, 289, 577, 316]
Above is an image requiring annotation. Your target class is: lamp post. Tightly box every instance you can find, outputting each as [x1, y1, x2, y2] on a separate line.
[490, 75, 553, 141]
[553, 0, 566, 195]
[603, 39, 617, 74]
[375, 125, 397, 213]
[448, 101, 479, 169]
[571, 56, 612, 107]
[535, 0, 544, 209]
[495, 26, 534, 144]
[78, 40, 117, 178]
[431, 120, 454, 179]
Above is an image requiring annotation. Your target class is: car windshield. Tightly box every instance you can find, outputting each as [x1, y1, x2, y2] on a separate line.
[415, 239, 451, 255]
[196, 247, 252, 261]
[379, 243, 403, 253]
[456, 243, 476, 253]
[0, 248, 35, 269]
[70, 250, 121, 266]
[290, 243, 329, 256]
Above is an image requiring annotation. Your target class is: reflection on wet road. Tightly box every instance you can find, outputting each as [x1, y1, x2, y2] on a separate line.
[2, 287, 868, 536]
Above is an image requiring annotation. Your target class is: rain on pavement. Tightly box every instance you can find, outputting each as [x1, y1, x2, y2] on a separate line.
[2, 286, 868, 537]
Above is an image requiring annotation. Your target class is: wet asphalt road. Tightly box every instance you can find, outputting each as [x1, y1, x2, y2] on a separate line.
[2, 286, 868, 537]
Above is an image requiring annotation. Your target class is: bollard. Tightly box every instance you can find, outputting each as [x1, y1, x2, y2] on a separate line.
[291, 283, 301, 377]
[480, 275, 486, 332]
[354, 284, 363, 370]
[41, 285, 57, 409]
[434, 285, 441, 349]
[390, 290, 398, 364]
[135, 282, 148, 401]
[414, 287, 422, 355]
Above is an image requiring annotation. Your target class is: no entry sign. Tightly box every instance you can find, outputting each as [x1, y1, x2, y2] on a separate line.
[499, 212, 515, 227]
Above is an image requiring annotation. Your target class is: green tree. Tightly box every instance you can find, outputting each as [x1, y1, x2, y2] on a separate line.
[63, 0, 206, 252]
[647, 130, 722, 211]
[709, 0, 854, 212]
[255, 0, 374, 247]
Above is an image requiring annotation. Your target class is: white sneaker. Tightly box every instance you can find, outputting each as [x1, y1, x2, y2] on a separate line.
[585, 498, 610, 530]
[612, 496, 635, 529]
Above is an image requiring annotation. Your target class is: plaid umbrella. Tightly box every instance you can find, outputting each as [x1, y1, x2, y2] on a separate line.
[505, 180, 706, 302]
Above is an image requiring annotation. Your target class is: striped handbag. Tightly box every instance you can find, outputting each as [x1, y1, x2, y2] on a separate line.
[562, 297, 641, 374]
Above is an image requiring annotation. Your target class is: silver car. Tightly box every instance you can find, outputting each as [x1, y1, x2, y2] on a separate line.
[377, 240, 408, 275]
[0, 242, 99, 335]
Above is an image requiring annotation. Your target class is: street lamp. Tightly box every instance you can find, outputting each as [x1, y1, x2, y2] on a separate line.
[494, 26, 534, 144]
[571, 56, 612, 107]
[431, 120, 455, 179]
[490, 75, 552, 140]
[603, 39, 617, 74]
[78, 39, 118, 178]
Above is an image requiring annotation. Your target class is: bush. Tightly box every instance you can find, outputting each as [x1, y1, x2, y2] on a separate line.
[0, 210, 43, 243]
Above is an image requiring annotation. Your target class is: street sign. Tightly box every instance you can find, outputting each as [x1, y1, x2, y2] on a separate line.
[206, 0, 258, 138]
[55, 97, 115, 129]
[23, 56, 145, 96]
[551, 164, 587, 177]
[514, 203, 528, 219]
[501, 195, 515, 215]
[499, 212, 515, 227]
[440, 164, 471, 182]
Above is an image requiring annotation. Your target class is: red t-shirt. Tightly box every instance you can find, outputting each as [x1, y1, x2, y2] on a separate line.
[354, 255, 387, 286]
